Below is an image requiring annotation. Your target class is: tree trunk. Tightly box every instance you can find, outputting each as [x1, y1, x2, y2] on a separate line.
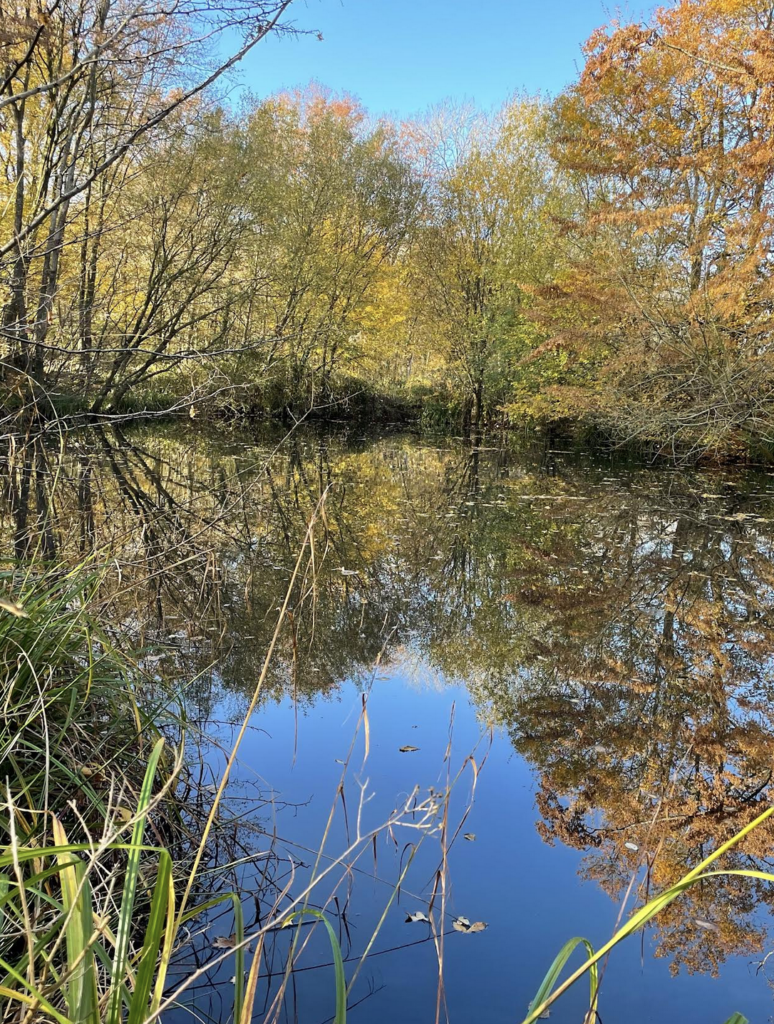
[470, 371, 485, 441]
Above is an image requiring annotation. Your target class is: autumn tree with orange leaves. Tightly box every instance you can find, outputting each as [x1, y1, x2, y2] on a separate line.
[524, 0, 774, 457]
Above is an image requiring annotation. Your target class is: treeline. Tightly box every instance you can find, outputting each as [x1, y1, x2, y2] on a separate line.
[2, 0, 774, 457]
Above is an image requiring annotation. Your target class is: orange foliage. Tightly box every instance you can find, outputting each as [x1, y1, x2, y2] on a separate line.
[533, 0, 774, 454]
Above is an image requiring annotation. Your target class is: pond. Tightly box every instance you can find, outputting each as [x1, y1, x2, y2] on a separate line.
[4, 423, 774, 1023]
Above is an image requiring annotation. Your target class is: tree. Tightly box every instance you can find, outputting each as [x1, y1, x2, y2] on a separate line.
[0, 0, 295, 406]
[86, 109, 252, 412]
[538, 0, 774, 456]
[232, 87, 422, 415]
[406, 98, 566, 433]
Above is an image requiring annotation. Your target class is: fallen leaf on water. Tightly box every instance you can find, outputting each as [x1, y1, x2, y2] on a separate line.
[452, 917, 487, 934]
[399, 745, 420, 753]
[694, 919, 719, 933]
[213, 934, 236, 949]
[463, 833, 476, 841]
[405, 911, 429, 924]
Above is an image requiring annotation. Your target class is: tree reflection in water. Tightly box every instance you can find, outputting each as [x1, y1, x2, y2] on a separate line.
[4, 423, 774, 977]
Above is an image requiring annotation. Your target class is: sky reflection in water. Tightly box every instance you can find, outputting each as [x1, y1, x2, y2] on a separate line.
[4, 425, 774, 1022]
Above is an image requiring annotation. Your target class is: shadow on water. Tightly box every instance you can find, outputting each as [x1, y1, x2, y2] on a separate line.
[5, 423, 774, 1020]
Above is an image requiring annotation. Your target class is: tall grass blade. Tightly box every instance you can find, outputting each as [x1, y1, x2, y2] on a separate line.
[150, 845, 176, 1016]
[286, 909, 346, 1024]
[521, 805, 774, 1024]
[51, 816, 99, 1024]
[528, 936, 598, 1020]
[126, 850, 172, 1024]
[105, 736, 165, 1024]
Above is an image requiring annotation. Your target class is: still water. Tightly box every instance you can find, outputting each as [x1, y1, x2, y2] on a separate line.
[5, 424, 774, 1023]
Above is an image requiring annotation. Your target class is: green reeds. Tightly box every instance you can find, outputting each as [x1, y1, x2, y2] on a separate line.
[2, 738, 288, 1024]
[0, 564, 181, 1023]
[523, 805, 774, 1024]
[0, 562, 165, 832]
[0, 535, 355, 1024]
[1, 729, 348, 1024]
[1, 742, 182, 1024]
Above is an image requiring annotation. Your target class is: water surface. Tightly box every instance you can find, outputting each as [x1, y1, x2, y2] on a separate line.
[5, 425, 774, 1023]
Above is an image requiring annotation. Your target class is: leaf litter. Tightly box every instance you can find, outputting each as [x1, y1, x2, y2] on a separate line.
[452, 916, 487, 934]
[405, 911, 430, 924]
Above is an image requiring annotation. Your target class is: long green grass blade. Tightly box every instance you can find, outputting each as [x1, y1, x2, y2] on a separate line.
[150, 845, 176, 1015]
[722, 1013, 748, 1024]
[520, 804, 774, 1024]
[528, 936, 597, 1019]
[286, 909, 346, 1024]
[106, 736, 165, 1024]
[52, 817, 99, 1024]
[127, 850, 172, 1024]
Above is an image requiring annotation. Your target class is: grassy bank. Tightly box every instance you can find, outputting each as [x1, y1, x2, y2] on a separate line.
[0, 564, 184, 1022]
[26, 379, 774, 467]
[0, 564, 178, 831]
[0, 546, 444, 1024]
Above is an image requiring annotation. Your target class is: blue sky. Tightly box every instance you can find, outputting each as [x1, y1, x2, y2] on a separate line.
[238, 0, 656, 117]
